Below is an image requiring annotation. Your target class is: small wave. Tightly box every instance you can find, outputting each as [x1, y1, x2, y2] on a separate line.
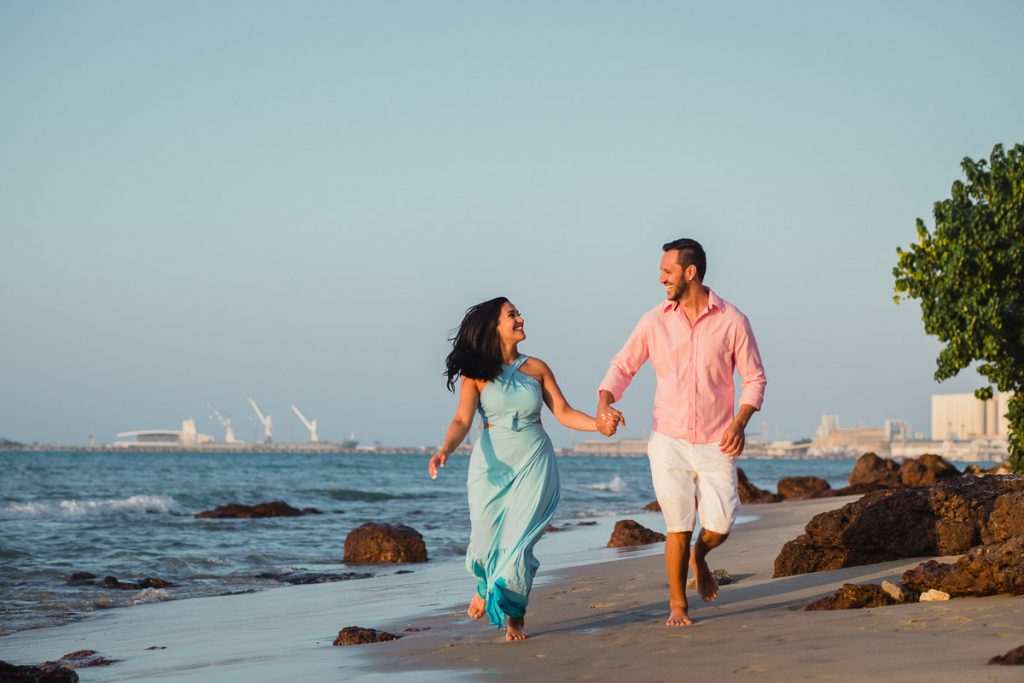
[2, 494, 182, 519]
[317, 488, 402, 502]
[131, 588, 174, 605]
[580, 475, 628, 492]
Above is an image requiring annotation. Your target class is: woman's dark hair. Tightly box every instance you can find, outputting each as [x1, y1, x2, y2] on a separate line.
[444, 296, 509, 391]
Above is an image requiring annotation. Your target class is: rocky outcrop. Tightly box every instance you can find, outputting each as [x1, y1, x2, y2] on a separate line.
[737, 468, 780, 504]
[67, 572, 97, 585]
[847, 452, 901, 489]
[0, 661, 78, 682]
[343, 523, 428, 564]
[804, 583, 897, 610]
[50, 651, 121, 669]
[900, 537, 1024, 597]
[899, 453, 961, 488]
[195, 501, 308, 519]
[773, 474, 1024, 577]
[256, 571, 372, 585]
[777, 476, 832, 501]
[333, 627, 400, 646]
[607, 520, 666, 547]
[644, 500, 662, 512]
[989, 645, 1024, 666]
[101, 576, 171, 590]
[983, 490, 1024, 543]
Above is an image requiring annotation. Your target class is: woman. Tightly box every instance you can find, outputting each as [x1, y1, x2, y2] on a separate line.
[429, 297, 602, 641]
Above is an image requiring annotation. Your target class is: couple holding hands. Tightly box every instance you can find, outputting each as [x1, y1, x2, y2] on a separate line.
[429, 238, 767, 641]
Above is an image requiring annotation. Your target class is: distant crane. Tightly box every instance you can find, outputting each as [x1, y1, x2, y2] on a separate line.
[291, 405, 319, 442]
[209, 405, 238, 443]
[248, 398, 273, 444]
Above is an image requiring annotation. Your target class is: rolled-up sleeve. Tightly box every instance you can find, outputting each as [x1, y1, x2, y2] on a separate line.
[598, 317, 650, 402]
[734, 314, 766, 410]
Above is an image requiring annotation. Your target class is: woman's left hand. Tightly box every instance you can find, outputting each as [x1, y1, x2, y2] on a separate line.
[428, 450, 448, 480]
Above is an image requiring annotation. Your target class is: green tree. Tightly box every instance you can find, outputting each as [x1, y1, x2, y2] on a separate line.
[893, 143, 1024, 473]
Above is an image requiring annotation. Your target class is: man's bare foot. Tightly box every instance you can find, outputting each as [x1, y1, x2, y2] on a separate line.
[666, 603, 693, 626]
[467, 594, 485, 619]
[690, 556, 719, 602]
[505, 616, 528, 641]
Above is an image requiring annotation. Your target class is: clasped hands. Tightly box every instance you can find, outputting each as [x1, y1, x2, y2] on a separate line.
[597, 406, 625, 437]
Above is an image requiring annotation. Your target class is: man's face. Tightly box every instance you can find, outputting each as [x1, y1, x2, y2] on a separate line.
[659, 251, 686, 301]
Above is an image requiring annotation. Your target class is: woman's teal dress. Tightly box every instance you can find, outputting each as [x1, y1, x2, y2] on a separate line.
[467, 355, 560, 627]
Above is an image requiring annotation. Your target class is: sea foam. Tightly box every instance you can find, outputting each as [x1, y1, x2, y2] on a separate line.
[2, 494, 182, 519]
[580, 475, 628, 492]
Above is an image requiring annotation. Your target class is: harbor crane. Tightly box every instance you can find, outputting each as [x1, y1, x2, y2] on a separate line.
[291, 405, 319, 442]
[247, 398, 273, 444]
[209, 405, 238, 443]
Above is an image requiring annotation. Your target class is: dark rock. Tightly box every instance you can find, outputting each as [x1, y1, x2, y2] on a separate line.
[832, 482, 893, 497]
[67, 572, 97, 585]
[138, 577, 171, 589]
[343, 523, 428, 564]
[982, 490, 1024, 544]
[644, 500, 661, 512]
[737, 467, 780, 504]
[901, 537, 1024, 597]
[607, 520, 666, 548]
[805, 583, 898, 610]
[773, 474, 1024, 577]
[964, 465, 986, 474]
[899, 453, 961, 488]
[195, 501, 307, 519]
[301, 507, 323, 515]
[102, 576, 133, 590]
[144, 646, 166, 650]
[545, 523, 570, 532]
[332, 627, 400, 646]
[403, 626, 430, 632]
[848, 452, 901, 489]
[777, 476, 833, 501]
[0, 661, 78, 682]
[576, 521, 597, 526]
[257, 571, 373, 585]
[989, 644, 1024, 665]
[52, 651, 121, 669]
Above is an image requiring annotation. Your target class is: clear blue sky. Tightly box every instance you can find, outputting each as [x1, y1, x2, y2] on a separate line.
[2, 1, 1021, 447]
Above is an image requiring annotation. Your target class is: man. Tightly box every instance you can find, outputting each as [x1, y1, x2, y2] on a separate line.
[597, 238, 766, 627]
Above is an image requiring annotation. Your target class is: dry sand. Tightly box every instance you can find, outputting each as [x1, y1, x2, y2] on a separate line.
[373, 497, 1024, 682]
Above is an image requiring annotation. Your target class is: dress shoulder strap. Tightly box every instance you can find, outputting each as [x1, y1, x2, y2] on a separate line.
[508, 355, 529, 372]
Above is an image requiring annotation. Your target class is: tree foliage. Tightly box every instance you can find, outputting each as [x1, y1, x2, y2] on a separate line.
[893, 143, 1024, 473]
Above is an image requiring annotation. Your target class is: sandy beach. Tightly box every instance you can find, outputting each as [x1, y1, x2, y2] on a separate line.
[2, 496, 1022, 682]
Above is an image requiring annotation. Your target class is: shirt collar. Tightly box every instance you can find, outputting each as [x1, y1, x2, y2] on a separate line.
[662, 287, 721, 314]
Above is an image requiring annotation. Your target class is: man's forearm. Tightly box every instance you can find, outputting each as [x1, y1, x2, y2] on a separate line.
[734, 404, 756, 429]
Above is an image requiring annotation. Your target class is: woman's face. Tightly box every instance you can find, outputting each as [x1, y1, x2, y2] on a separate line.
[495, 301, 526, 345]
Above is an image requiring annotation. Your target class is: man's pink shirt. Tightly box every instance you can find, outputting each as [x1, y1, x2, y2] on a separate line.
[599, 289, 766, 445]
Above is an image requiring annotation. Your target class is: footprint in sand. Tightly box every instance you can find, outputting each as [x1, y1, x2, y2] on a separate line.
[588, 601, 615, 609]
[733, 664, 765, 674]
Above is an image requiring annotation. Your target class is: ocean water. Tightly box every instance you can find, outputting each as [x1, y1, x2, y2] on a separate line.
[0, 450, 859, 635]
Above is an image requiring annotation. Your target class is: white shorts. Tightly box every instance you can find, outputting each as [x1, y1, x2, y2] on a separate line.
[647, 431, 740, 535]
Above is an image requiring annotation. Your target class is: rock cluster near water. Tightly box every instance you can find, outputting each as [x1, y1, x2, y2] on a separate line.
[607, 520, 666, 547]
[66, 573, 171, 590]
[343, 523, 428, 564]
[737, 468, 780, 503]
[805, 583, 897, 610]
[989, 645, 1024, 666]
[774, 473, 1024, 577]
[195, 501, 320, 518]
[333, 627, 401, 646]
[0, 660, 78, 682]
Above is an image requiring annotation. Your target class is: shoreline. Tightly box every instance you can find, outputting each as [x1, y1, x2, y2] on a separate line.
[3, 498, 1022, 681]
[369, 496, 1024, 682]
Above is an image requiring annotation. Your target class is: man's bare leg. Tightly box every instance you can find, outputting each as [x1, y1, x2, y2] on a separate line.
[690, 529, 728, 602]
[467, 594, 485, 619]
[506, 616, 528, 641]
[664, 531, 694, 626]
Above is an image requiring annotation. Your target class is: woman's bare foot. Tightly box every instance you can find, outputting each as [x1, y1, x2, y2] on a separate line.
[505, 616, 528, 641]
[467, 594, 486, 619]
[690, 556, 719, 602]
[666, 602, 693, 627]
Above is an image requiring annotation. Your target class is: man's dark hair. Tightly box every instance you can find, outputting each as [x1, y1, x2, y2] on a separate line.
[662, 238, 706, 281]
